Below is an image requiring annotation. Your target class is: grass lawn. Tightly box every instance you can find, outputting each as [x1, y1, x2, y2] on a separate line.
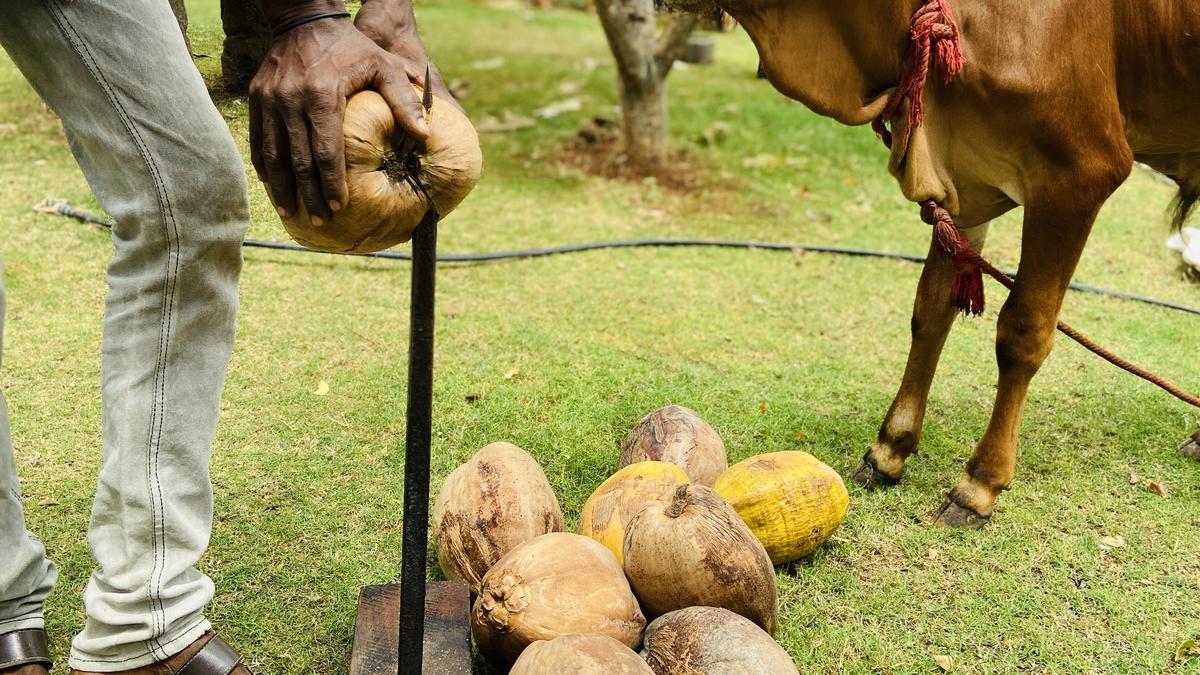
[2, 0, 1199, 672]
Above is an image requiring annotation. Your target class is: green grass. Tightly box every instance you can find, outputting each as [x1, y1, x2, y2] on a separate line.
[2, 1, 1199, 672]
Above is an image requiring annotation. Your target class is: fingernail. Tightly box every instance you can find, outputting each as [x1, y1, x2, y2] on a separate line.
[312, 215, 325, 227]
[330, 200, 343, 212]
[416, 118, 430, 136]
[276, 206, 289, 218]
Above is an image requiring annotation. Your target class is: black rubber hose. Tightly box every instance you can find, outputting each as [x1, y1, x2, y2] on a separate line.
[39, 200, 1200, 317]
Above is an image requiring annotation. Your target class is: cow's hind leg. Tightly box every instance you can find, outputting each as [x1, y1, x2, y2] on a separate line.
[852, 223, 991, 489]
[929, 178, 1125, 528]
[1179, 430, 1200, 461]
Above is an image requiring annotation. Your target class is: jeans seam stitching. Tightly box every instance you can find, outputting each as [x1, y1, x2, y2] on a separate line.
[43, 0, 182, 660]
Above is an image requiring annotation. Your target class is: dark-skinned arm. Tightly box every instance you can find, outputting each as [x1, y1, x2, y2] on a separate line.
[249, 0, 432, 225]
[354, 0, 457, 107]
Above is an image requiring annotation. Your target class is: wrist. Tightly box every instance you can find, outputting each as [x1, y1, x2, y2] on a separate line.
[261, 0, 349, 32]
[355, 0, 420, 52]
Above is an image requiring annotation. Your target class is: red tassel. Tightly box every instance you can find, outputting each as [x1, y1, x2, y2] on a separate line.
[949, 261, 985, 316]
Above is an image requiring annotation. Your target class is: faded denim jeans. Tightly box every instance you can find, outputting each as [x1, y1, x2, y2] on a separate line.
[0, 0, 249, 670]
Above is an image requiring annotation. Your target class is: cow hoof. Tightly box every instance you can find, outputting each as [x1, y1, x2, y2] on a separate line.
[926, 496, 990, 530]
[850, 460, 900, 491]
[1179, 434, 1200, 462]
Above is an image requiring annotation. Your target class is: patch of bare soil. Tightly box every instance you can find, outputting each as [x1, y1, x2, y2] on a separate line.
[560, 116, 719, 193]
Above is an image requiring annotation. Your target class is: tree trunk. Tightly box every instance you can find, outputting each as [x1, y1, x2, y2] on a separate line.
[168, 0, 192, 54]
[594, 0, 697, 171]
[220, 0, 272, 93]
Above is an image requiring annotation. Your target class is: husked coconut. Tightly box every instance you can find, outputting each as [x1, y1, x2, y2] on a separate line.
[274, 86, 482, 253]
[473, 533, 646, 666]
[620, 405, 727, 486]
[578, 461, 690, 565]
[715, 450, 849, 564]
[622, 485, 777, 634]
[433, 442, 563, 594]
[641, 606, 799, 675]
[510, 634, 654, 674]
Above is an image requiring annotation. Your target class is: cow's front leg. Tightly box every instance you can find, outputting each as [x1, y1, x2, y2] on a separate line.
[853, 223, 991, 489]
[930, 194, 1114, 529]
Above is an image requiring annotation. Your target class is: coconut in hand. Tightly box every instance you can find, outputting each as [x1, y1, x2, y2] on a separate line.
[275, 85, 482, 253]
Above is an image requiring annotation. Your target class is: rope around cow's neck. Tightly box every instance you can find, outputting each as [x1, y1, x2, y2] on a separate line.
[877, 0, 1200, 409]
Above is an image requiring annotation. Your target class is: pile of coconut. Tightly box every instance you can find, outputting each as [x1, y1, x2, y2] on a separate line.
[434, 404, 849, 673]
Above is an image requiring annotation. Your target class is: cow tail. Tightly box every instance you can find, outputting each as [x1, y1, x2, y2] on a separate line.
[1171, 182, 1199, 232]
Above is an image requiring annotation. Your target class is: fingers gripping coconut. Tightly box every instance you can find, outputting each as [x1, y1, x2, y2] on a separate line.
[249, 3, 481, 247]
[278, 85, 482, 252]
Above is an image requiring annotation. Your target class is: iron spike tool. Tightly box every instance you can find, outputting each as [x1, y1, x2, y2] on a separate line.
[349, 73, 472, 672]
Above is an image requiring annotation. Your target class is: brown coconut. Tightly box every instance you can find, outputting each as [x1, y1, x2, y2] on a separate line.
[641, 606, 799, 675]
[510, 634, 654, 675]
[433, 442, 563, 595]
[622, 485, 777, 634]
[619, 405, 727, 486]
[472, 532, 646, 666]
[274, 86, 482, 253]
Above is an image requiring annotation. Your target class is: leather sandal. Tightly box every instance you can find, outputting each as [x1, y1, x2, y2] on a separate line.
[0, 628, 51, 675]
[69, 631, 252, 675]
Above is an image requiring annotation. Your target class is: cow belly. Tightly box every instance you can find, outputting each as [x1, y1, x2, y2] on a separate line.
[1115, 0, 1200, 154]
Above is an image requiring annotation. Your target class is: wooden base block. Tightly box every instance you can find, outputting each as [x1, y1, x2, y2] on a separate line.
[349, 581, 472, 675]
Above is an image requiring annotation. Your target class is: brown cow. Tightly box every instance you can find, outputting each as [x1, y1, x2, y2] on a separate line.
[667, 0, 1200, 527]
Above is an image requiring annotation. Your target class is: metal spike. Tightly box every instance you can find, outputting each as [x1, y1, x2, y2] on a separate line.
[422, 64, 434, 114]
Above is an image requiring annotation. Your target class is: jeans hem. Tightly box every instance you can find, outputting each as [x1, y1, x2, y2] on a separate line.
[67, 616, 210, 672]
[0, 615, 45, 633]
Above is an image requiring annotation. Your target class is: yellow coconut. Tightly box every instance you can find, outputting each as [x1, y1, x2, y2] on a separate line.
[619, 405, 727, 486]
[275, 86, 482, 253]
[578, 462, 690, 565]
[714, 451, 849, 564]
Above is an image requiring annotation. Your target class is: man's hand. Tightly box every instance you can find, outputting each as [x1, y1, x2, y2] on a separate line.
[250, 3, 429, 224]
[354, 0, 460, 110]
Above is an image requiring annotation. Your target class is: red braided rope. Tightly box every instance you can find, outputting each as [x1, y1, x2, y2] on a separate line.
[873, 0, 965, 151]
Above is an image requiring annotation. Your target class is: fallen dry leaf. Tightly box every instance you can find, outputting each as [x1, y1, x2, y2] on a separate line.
[314, 380, 329, 396]
[932, 654, 953, 671]
[1098, 534, 1126, 550]
[926, 548, 940, 561]
[1174, 639, 1199, 664]
[1147, 480, 1167, 497]
[504, 367, 520, 380]
[38, 498, 59, 507]
[758, 401, 768, 414]
[534, 97, 583, 119]
[1127, 469, 1141, 484]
